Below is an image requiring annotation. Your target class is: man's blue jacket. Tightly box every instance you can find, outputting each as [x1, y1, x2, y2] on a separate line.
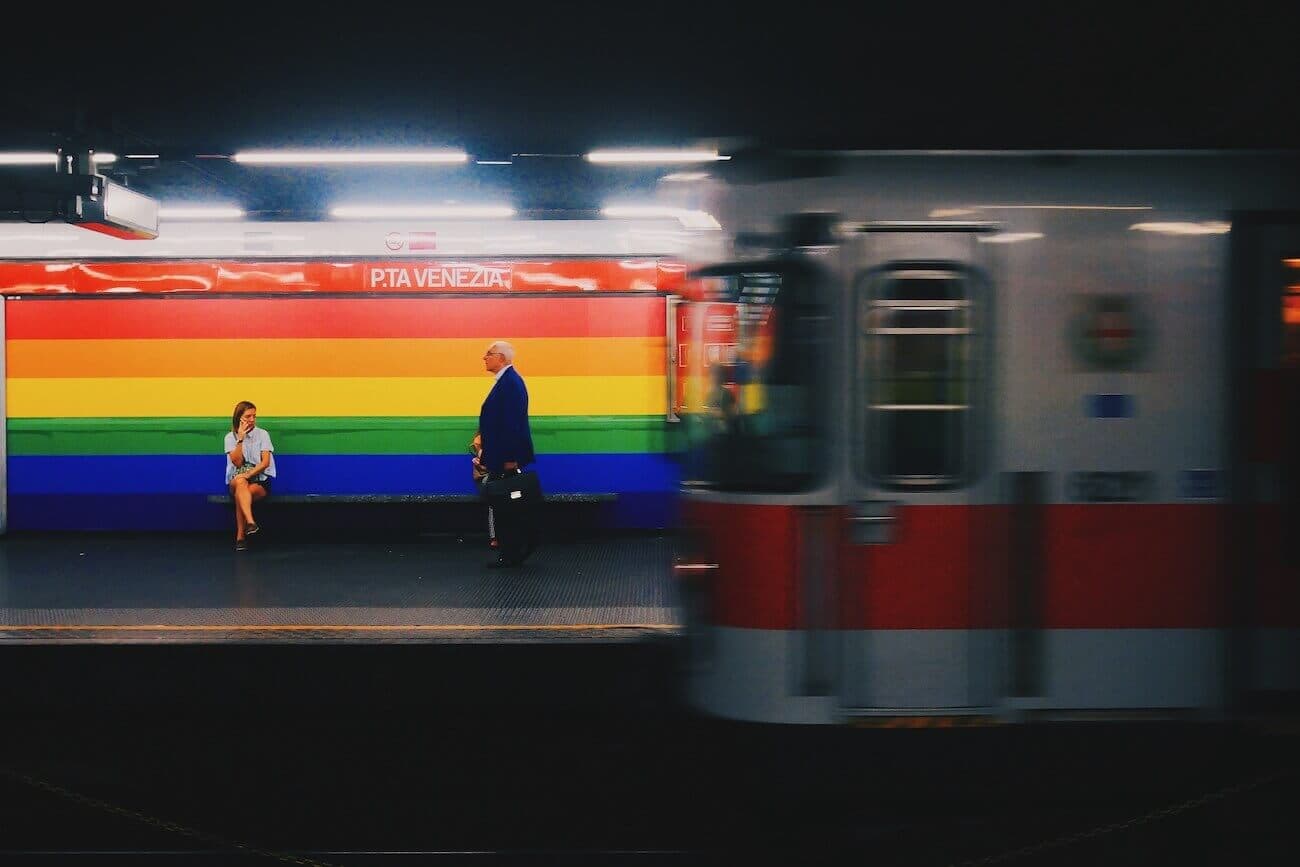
[478, 365, 536, 473]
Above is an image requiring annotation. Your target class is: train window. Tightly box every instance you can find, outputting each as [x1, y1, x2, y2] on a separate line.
[681, 260, 830, 492]
[858, 268, 975, 488]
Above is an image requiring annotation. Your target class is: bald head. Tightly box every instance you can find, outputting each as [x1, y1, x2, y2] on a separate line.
[487, 341, 515, 363]
[483, 340, 515, 375]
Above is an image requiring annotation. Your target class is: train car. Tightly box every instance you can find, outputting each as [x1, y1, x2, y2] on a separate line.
[666, 150, 1300, 724]
[0, 217, 716, 532]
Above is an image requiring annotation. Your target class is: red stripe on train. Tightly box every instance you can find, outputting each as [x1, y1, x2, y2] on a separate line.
[688, 501, 1265, 630]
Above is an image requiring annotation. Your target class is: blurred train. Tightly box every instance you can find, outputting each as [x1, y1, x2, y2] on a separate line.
[665, 150, 1300, 723]
[0, 218, 708, 532]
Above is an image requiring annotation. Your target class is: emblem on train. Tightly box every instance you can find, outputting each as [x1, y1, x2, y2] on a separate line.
[1068, 294, 1152, 371]
[385, 232, 405, 251]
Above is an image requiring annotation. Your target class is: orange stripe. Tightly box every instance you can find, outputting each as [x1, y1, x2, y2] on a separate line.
[8, 337, 666, 378]
[7, 296, 666, 339]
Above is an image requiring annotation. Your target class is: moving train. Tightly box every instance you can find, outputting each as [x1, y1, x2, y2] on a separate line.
[664, 149, 1300, 723]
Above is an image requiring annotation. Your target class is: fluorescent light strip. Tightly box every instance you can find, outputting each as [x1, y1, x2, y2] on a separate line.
[1130, 221, 1231, 235]
[159, 206, 245, 219]
[587, 149, 728, 164]
[601, 205, 720, 229]
[234, 150, 468, 165]
[662, 172, 709, 182]
[330, 205, 515, 219]
[976, 204, 1152, 210]
[0, 152, 116, 165]
[978, 232, 1045, 244]
[126, 154, 160, 159]
[0, 152, 57, 165]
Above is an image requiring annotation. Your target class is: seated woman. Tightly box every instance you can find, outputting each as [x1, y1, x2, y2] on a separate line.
[224, 400, 276, 551]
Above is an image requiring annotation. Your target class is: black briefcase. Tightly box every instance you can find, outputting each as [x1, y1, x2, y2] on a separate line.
[484, 470, 543, 557]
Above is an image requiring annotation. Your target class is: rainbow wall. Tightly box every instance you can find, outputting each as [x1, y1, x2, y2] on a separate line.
[5, 294, 677, 530]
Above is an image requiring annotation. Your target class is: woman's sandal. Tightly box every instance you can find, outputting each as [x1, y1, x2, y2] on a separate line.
[246, 523, 259, 536]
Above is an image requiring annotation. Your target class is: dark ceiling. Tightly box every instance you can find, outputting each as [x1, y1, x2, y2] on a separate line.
[2, 5, 1297, 218]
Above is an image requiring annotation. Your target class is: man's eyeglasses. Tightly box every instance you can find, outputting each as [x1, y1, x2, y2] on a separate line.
[483, 351, 503, 358]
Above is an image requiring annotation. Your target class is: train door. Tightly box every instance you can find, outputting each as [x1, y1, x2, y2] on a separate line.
[1231, 217, 1300, 701]
[839, 223, 1001, 713]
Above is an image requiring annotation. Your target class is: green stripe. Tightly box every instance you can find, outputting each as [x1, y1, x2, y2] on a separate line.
[9, 416, 670, 456]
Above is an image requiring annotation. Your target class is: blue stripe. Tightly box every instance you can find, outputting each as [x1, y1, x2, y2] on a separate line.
[7, 453, 680, 496]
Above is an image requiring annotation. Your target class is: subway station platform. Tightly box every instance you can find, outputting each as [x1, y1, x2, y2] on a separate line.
[0, 530, 682, 644]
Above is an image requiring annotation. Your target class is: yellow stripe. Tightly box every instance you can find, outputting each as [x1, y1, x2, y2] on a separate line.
[8, 337, 666, 378]
[7, 376, 667, 417]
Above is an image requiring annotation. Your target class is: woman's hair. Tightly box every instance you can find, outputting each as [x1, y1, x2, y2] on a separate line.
[231, 400, 257, 433]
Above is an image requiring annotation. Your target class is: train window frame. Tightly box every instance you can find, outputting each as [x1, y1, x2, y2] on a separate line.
[680, 256, 833, 494]
[853, 262, 985, 491]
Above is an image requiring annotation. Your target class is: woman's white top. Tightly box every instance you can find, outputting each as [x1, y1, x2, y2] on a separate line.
[223, 427, 277, 484]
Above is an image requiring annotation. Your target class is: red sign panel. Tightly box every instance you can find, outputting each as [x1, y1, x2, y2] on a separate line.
[0, 259, 691, 295]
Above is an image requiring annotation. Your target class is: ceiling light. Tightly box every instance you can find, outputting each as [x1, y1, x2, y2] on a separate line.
[159, 206, 245, 220]
[601, 205, 721, 229]
[234, 150, 468, 165]
[1130, 221, 1231, 235]
[0, 152, 116, 165]
[978, 232, 1045, 244]
[0, 152, 58, 165]
[979, 204, 1153, 211]
[586, 149, 729, 165]
[330, 204, 515, 219]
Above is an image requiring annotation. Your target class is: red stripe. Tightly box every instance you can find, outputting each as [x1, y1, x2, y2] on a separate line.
[7, 296, 666, 339]
[696, 502, 1237, 630]
[843, 506, 975, 629]
[687, 500, 798, 630]
[0, 260, 676, 296]
[1044, 505, 1223, 628]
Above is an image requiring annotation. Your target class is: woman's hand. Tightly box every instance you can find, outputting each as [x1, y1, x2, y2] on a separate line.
[237, 418, 253, 442]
